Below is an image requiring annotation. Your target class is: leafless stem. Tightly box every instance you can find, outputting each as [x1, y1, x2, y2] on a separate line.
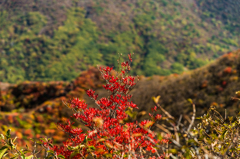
[155, 102, 174, 120]
[177, 114, 182, 131]
[225, 109, 227, 121]
[187, 103, 196, 134]
[156, 124, 171, 135]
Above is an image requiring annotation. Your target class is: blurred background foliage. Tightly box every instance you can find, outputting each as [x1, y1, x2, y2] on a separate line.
[0, 0, 239, 83]
[0, 1, 240, 157]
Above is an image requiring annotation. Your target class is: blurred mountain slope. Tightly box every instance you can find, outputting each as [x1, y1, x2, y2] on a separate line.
[0, 0, 239, 83]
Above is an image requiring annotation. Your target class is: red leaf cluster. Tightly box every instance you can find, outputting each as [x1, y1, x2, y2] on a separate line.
[41, 54, 167, 158]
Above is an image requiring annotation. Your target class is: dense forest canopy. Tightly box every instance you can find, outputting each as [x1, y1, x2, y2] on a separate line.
[0, 0, 239, 83]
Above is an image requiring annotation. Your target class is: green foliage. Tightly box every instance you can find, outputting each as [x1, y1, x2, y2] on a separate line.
[0, 0, 239, 83]
[171, 62, 184, 74]
[196, 0, 240, 34]
[18, 12, 47, 35]
[178, 106, 240, 158]
[0, 129, 36, 158]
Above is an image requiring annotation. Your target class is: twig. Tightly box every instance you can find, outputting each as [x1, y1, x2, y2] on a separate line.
[156, 124, 171, 135]
[177, 114, 182, 131]
[173, 123, 180, 144]
[187, 103, 196, 134]
[225, 109, 227, 121]
[155, 102, 174, 120]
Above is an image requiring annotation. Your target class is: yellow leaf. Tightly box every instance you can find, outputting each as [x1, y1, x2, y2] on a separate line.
[139, 111, 146, 116]
[152, 96, 161, 104]
[133, 133, 142, 137]
[119, 120, 124, 124]
[105, 142, 113, 148]
[144, 121, 154, 128]
[187, 98, 193, 104]
[97, 138, 105, 143]
[236, 91, 240, 95]
[93, 117, 103, 128]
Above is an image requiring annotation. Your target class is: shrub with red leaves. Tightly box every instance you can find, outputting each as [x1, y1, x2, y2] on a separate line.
[41, 54, 168, 159]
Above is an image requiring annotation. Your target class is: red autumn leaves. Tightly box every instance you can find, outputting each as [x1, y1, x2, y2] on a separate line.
[41, 54, 167, 158]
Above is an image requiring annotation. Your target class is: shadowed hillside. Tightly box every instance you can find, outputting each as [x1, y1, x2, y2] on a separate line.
[196, 0, 240, 33]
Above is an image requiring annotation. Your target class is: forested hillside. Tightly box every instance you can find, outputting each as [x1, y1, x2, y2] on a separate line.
[0, 0, 239, 83]
[196, 0, 240, 34]
[1, 49, 240, 155]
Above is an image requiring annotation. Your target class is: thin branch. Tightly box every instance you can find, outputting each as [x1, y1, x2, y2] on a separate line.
[156, 124, 171, 135]
[155, 102, 174, 120]
[225, 109, 227, 121]
[187, 103, 196, 134]
[177, 114, 182, 131]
